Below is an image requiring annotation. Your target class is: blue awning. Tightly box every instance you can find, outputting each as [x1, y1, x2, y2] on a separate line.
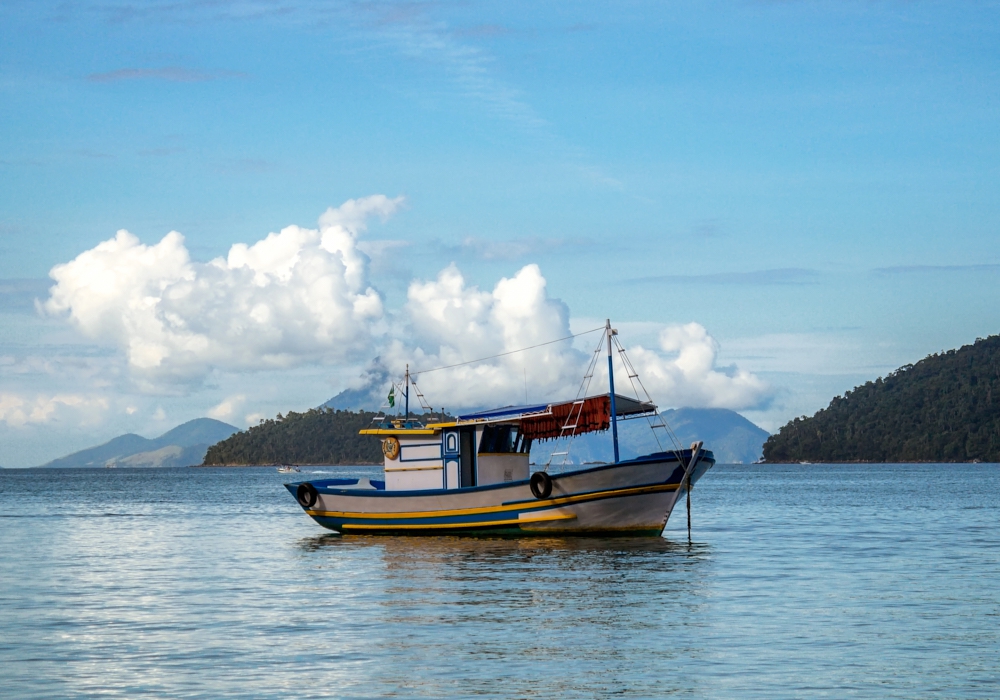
[457, 404, 550, 421]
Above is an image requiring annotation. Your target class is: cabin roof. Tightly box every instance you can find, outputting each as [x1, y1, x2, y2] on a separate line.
[358, 393, 656, 437]
[456, 394, 654, 423]
[456, 403, 550, 422]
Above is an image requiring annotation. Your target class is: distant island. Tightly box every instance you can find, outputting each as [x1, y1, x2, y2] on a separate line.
[763, 334, 1000, 462]
[203, 408, 445, 466]
[37, 418, 239, 469]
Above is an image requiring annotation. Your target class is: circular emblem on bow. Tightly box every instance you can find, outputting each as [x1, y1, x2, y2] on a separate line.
[382, 436, 400, 460]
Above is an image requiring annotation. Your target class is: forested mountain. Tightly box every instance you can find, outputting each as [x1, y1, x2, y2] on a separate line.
[202, 408, 448, 465]
[763, 335, 1000, 462]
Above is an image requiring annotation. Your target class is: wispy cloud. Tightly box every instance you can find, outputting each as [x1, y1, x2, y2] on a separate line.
[875, 263, 1000, 275]
[70, 148, 114, 159]
[116, 1, 295, 23]
[722, 332, 893, 377]
[80, 3, 541, 126]
[357, 239, 412, 257]
[437, 236, 591, 262]
[625, 268, 821, 286]
[359, 5, 547, 130]
[691, 219, 724, 239]
[454, 24, 513, 38]
[87, 67, 243, 83]
[139, 146, 186, 157]
[577, 164, 624, 190]
[0, 278, 51, 314]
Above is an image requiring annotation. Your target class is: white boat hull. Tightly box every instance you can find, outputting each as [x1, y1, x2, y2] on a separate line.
[285, 448, 714, 537]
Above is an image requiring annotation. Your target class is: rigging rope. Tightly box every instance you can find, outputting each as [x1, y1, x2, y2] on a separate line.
[411, 326, 605, 376]
[544, 331, 606, 469]
[612, 334, 685, 455]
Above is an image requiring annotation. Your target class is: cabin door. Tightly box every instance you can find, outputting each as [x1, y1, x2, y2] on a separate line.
[443, 430, 460, 489]
[460, 430, 476, 487]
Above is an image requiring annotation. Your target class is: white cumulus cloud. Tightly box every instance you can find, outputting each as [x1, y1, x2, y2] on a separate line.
[376, 263, 589, 408]
[208, 394, 245, 421]
[0, 393, 109, 428]
[43, 196, 402, 388]
[626, 323, 771, 410]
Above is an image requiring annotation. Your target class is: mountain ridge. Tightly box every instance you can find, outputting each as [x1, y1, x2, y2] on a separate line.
[546, 407, 768, 465]
[37, 418, 240, 469]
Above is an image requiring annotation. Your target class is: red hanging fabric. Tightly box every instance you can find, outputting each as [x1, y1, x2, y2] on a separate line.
[520, 395, 611, 441]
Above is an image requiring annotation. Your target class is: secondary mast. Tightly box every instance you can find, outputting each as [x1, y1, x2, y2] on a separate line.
[606, 319, 620, 463]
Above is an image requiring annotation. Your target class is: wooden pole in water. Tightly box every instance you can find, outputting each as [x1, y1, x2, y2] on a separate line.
[683, 441, 702, 540]
[687, 477, 692, 538]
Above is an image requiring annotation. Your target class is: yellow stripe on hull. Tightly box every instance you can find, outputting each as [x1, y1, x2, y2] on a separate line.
[339, 512, 577, 530]
[358, 428, 439, 435]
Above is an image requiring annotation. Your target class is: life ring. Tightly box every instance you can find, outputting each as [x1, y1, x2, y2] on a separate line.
[382, 436, 400, 460]
[529, 471, 553, 500]
[296, 482, 318, 508]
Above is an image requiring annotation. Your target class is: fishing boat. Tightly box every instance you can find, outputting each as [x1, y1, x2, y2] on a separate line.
[285, 321, 714, 536]
[276, 465, 301, 474]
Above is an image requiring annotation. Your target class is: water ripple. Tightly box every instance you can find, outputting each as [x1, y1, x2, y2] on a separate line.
[0, 464, 998, 698]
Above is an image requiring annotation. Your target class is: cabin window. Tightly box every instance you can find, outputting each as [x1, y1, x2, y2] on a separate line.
[479, 425, 532, 454]
[514, 433, 532, 454]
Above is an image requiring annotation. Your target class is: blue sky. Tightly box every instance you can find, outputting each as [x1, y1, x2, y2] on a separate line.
[2, 0, 999, 466]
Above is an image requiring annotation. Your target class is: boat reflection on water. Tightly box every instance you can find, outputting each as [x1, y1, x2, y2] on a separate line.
[296, 533, 713, 574]
[298, 532, 708, 555]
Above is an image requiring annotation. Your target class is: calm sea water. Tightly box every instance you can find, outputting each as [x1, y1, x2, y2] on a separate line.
[1, 463, 998, 699]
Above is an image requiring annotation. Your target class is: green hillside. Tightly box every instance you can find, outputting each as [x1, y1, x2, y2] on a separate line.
[763, 335, 1000, 462]
[202, 408, 446, 465]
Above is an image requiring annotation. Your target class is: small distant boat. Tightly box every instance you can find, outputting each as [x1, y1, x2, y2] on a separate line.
[285, 320, 714, 536]
[276, 465, 301, 474]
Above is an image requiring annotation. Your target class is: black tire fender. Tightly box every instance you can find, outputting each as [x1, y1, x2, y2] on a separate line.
[297, 482, 319, 509]
[529, 471, 553, 500]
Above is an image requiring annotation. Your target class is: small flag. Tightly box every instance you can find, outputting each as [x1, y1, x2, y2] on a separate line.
[387, 386, 395, 408]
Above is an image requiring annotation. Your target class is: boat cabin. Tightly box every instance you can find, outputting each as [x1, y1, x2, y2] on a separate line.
[359, 394, 656, 491]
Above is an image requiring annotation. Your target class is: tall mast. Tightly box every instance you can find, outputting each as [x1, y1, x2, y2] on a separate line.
[405, 364, 410, 421]
[606, 319, 620, 464]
